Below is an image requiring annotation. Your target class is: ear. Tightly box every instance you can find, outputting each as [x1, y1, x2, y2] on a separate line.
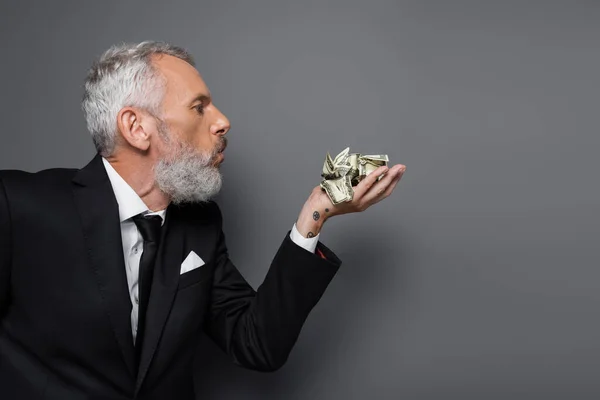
[116, 107, 151, 151]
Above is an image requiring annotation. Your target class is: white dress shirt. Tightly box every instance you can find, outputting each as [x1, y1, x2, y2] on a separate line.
[101, 158, 319, 342]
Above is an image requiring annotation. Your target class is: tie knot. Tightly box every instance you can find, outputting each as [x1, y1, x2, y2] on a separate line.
[132, 214, 163, 243]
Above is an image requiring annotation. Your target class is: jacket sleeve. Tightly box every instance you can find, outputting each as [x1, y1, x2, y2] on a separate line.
[203, 204, 341, 371]
[0, 177, 12, 318]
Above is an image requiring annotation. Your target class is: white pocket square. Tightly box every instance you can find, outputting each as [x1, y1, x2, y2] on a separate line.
[180, 251, 205, 275]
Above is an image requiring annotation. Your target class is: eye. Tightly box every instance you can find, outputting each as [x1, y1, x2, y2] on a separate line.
[194, 104, 205, 115]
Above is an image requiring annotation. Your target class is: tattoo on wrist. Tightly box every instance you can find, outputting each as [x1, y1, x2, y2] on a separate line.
[313, 211, 320, 221]
[325, 208, 330, 213]
[307, 232, 315, 238]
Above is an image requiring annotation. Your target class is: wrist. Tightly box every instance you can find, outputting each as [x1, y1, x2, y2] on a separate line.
[295, 202, 328, 238]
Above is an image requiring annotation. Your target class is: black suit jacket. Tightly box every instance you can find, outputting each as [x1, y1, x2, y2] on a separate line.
[0, 154, 341, 400]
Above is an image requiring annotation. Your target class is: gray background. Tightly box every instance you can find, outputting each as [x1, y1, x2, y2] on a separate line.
[1, 0, 599, 399]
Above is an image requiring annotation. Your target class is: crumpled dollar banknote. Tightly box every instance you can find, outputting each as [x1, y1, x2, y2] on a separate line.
[320, 147, 389, 204]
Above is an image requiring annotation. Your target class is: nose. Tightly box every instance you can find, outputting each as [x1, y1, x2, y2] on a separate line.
[210, 105, 230, 137]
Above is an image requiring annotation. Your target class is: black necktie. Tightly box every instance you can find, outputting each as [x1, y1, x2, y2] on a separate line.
[131, 214, 162, 364]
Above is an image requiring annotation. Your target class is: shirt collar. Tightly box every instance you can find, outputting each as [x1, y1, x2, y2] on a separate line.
[101, 157, 167, 225]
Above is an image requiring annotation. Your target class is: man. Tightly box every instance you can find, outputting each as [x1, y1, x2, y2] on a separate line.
[0, 42, 405, 399]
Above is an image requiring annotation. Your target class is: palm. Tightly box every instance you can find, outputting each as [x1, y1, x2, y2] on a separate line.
[310, 164, 406, 218]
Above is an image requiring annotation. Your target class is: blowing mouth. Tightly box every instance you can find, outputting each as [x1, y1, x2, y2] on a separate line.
[216, 137, 228, 153]
[211, 137, 228, 165]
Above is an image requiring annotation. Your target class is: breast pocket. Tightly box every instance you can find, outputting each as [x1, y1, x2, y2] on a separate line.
[177, 260, 213, 290]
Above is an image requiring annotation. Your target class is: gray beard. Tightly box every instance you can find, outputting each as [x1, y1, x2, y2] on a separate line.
[154, 138, 223, 205]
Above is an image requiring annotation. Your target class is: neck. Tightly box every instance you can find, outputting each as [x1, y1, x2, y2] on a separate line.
[104, 153, 170, 212]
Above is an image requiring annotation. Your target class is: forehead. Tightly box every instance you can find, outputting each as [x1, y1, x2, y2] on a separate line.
[152, 54, 209, 104]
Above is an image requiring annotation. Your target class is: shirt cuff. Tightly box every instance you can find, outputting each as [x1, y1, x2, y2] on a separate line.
[289, 223, 320, 253]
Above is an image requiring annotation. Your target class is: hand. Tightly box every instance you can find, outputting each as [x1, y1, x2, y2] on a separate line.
[295, 164, 406, 238]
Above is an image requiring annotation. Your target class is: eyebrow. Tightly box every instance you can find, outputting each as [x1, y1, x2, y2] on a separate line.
[189, 93, 212, 106]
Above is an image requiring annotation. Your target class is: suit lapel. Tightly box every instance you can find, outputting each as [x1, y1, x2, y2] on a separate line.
[135, 203, 185, 394]
[72, 154, 136, 377]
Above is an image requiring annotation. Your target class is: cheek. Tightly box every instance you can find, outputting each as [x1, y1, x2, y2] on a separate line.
[193, 131, 216, 151]
[178, 114, 215, 150]
[154, 134, 173, 157]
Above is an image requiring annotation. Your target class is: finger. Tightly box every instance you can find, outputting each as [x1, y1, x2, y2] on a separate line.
[353, 165, 390, 198]
[369, 171, 403, 206]
[356, 164, 403, 200]
[362, 165, 405, 204]
[378, 169, 404, 199]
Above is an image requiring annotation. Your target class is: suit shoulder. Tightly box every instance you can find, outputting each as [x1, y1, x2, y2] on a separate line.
[0, 166, 78, 193]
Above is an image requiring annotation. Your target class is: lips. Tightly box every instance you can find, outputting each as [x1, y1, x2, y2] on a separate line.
[214, 139, 226, 164]
[214, 138, 226, 155]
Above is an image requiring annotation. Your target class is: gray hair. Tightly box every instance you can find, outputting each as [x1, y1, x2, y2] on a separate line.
[82, 41, 195, 157]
